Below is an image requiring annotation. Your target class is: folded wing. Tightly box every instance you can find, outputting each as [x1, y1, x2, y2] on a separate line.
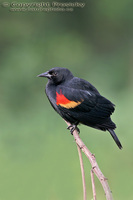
[56, 86, 115, 127]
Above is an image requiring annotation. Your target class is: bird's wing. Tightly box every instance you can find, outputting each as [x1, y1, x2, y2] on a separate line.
[68, 77, 100, 95]
[56, 86, 115, 123]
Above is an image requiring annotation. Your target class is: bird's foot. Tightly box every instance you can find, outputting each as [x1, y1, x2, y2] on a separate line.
[67, 124, 80, 135]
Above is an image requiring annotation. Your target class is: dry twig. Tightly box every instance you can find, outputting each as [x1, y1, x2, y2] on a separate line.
[77, 144, 86, 200]
[91, 168, 96, 200]
[65, 121, 113, 200]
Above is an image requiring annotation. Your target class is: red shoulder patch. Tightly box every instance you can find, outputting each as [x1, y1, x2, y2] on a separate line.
[56, 90, 83, 109]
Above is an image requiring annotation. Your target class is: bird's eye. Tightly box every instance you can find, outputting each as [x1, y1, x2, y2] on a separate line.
[49, 70, 58, 77]
[52, 72, 57, 76]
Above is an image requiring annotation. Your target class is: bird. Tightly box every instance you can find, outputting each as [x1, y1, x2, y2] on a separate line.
[38, 67, 122, 149]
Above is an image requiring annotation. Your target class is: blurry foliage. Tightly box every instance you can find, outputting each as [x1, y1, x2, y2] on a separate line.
[0, 0, 133, 199]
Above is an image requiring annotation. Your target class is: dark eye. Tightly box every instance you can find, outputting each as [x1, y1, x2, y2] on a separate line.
[49, 70, 58, 77]
[52, 72, 57, 76]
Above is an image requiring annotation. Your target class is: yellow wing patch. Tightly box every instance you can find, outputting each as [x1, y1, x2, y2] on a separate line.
[59, 100, 83, 109]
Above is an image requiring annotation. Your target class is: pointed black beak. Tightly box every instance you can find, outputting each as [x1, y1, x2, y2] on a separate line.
[37, 71, 51, 78]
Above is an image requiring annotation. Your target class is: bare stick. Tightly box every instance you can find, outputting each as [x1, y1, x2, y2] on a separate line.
[77, 144, 86, 200]
[65, 121, 113, 200]
[91, 168, 96, 200]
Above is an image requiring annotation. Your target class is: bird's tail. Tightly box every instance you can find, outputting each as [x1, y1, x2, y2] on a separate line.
[108, 129, 122, 149]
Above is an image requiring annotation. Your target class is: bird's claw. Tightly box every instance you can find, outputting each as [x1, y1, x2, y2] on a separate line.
[67, 124, 80, 135]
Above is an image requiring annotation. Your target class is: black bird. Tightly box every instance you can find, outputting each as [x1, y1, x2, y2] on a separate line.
[38, 67, 122, 149]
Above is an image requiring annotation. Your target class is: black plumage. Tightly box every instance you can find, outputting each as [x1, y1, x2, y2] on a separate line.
[38, 67, 122, 149]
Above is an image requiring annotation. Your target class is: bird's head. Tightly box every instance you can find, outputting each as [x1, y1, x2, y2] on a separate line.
[37, 67, 73, 84]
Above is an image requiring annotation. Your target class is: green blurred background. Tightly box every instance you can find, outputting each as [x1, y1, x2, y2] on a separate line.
[0, 0, 133, 199]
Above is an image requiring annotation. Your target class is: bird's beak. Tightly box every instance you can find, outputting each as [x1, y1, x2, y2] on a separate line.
[37, 71, 51, 79]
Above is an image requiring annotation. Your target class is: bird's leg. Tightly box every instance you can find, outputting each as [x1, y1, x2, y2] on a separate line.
[67, 124, 80, 135]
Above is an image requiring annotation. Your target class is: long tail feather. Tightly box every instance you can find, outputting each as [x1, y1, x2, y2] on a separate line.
[108, 129, 122, 149]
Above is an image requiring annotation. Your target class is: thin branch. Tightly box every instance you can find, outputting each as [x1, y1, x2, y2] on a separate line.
[65, 121, 113, 200]
[91, 168, 96, 200]
[77, 144, 86, 200]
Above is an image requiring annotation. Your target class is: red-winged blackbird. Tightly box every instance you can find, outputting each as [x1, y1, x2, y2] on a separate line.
[38, 67, 122, 149]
